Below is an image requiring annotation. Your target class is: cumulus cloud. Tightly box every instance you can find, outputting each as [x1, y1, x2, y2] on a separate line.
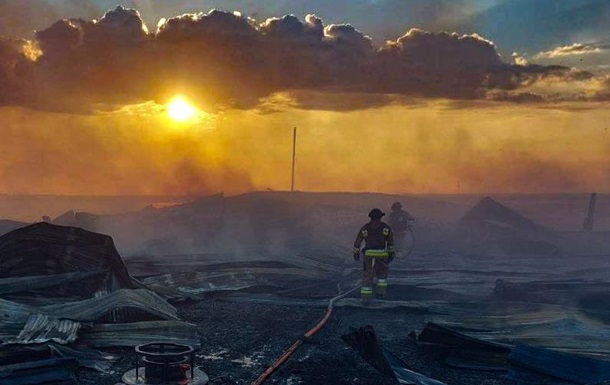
[382, 28, 502, 69]
[371, 28, 509, 98]
[512, 52, 528, 66]
[156, 9, 258, 42]
[536, 43, 606, 59]
[260, 14, 323, 42]
[0, 36, 32, 105]
[533, 41, 610, 71]
[0, 6, 606, 112]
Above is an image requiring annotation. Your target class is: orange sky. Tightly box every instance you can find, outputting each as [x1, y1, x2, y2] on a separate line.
[1, 7, 609, 196]
[1, 95, 609, 195]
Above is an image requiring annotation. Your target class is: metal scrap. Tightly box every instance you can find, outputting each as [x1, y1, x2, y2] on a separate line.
[83, 320, 201, 348]
[42, 289, 180, 322]
[342, 325, 447, 385]
[0, 357, 79, 385]
[508, 344, 610, 385]
[0, 222, 137, 298]
[0, 271, 102, 296]
[11, 314, 81, 345]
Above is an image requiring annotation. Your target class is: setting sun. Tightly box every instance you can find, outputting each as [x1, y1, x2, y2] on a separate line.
[167, 96, 195, 122]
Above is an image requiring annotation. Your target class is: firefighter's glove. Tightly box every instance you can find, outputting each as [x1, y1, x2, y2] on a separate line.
[388, 251, 396, 263]
[353, 248, 361, 261]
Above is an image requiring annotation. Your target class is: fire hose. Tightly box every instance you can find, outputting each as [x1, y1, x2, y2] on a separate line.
[250, 273, 360, 385]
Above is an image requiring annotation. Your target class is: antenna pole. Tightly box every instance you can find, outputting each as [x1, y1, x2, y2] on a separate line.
[291, 127, 297, 192]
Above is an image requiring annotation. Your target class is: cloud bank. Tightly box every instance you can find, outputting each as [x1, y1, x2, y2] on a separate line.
[1, 6, 603, 112]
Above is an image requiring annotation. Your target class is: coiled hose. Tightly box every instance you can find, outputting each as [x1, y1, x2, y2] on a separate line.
[250, 273, 360, 385]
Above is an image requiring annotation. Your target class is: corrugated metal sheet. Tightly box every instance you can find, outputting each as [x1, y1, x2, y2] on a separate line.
[11, 314, 80, 345]
[42, 289, 179, 322]
[0, 357, 78, 385]
[0, 298, 42, 323]
[83, 320, 201, 348]
[0, 222, 138, 298]
[343, 326, 447, 385]
[0, 289, 195, 351]
[48, 344, 120, 373]
[0, 271, 102, 295]
[0, 289, 177, 323]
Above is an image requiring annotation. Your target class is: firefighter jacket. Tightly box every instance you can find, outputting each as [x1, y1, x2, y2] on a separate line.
[388, 209, 414, 233]
[354, 221, 395, 254]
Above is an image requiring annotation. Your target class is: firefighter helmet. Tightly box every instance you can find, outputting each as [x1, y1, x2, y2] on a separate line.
[368, 208, 385, 219]
[391, 202, 402, 210]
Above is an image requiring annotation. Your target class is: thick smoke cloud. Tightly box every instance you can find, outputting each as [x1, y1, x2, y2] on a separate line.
[0, 6, 590, 112]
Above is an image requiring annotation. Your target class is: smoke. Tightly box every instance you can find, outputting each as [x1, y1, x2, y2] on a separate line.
[0, 105, 252, 195]
[1, 6, 609, 196]
[1, 94, 610, 195]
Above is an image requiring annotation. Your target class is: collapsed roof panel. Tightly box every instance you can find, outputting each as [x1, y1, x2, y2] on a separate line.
[458, 196, 538, 230]
[428, 299, 610, 356]
[0, 271, 103, 296]
[0, 222, 137, 299]
[41, 289, 179, 322]
[509, 344, 610, 385]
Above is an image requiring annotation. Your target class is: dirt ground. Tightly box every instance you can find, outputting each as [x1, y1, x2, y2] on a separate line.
[81, 294, 509, 385]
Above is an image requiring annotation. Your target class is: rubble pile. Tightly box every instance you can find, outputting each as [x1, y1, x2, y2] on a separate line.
[0, 223, 198, 384]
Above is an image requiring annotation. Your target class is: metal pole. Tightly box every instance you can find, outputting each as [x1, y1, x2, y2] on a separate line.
[291, 127, 297, 192]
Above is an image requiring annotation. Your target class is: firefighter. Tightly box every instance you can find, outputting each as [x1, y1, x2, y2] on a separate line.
[388, 202, 414, 257]
[353, 208, 395, 305]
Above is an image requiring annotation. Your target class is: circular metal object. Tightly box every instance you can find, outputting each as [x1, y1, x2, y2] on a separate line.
[122, 367, 209, 385]
[123, 343, 205, 385]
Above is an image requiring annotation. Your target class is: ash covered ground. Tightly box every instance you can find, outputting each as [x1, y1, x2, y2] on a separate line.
[80, 294, 508, 385]
[2, 192, 610, 384]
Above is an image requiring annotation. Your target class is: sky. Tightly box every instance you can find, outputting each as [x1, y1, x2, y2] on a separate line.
[0, 0, 609, 195]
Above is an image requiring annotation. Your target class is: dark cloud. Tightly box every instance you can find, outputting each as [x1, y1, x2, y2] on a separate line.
[382, 28, 502, 69]
[370, 28, 505, 98]
[156, 9, 257, 42]
[0, 6, 604, 112]
[260, 14, 323, 41]
[0, 37, 31, 105]
[487, 91, 546, 104]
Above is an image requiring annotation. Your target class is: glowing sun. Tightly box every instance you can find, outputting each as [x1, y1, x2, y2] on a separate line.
[167, 96, 196, 122]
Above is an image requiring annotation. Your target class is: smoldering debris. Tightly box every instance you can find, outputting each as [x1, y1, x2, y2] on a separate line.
[410, 322, 610, 384]
[0, 222, 137, 301]
[0, 192, 609, 384]
[342, 325, 448, 385]
[0, 222, 199, 384]
[456, 196, 563, 257]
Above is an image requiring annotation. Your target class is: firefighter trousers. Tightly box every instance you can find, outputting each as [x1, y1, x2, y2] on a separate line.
[360, 257, 389, 303]
[394, 231, 408, 255]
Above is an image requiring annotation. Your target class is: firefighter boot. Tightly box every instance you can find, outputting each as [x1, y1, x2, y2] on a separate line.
[376, 279, 387, 298]
[360, 286, 373, 306]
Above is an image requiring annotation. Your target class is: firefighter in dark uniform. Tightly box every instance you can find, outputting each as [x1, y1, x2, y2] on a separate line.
[388, 201, 414, 257]
[353, 208, 395, 305]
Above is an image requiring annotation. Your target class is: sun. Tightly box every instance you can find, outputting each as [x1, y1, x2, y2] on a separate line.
[167, 95, 196, 122]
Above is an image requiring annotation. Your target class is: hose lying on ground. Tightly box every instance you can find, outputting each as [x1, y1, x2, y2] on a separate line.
[250, 273, 360, 385]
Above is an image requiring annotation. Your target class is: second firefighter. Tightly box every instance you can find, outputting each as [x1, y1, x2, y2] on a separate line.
[353, 208, 395, 305]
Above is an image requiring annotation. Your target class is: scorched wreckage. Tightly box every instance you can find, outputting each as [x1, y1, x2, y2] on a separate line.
[0, 192, 609, 385]
[1, 2, 610, 385]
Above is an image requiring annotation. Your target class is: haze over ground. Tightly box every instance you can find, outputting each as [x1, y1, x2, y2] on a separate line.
[1, 0, 609, 196]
